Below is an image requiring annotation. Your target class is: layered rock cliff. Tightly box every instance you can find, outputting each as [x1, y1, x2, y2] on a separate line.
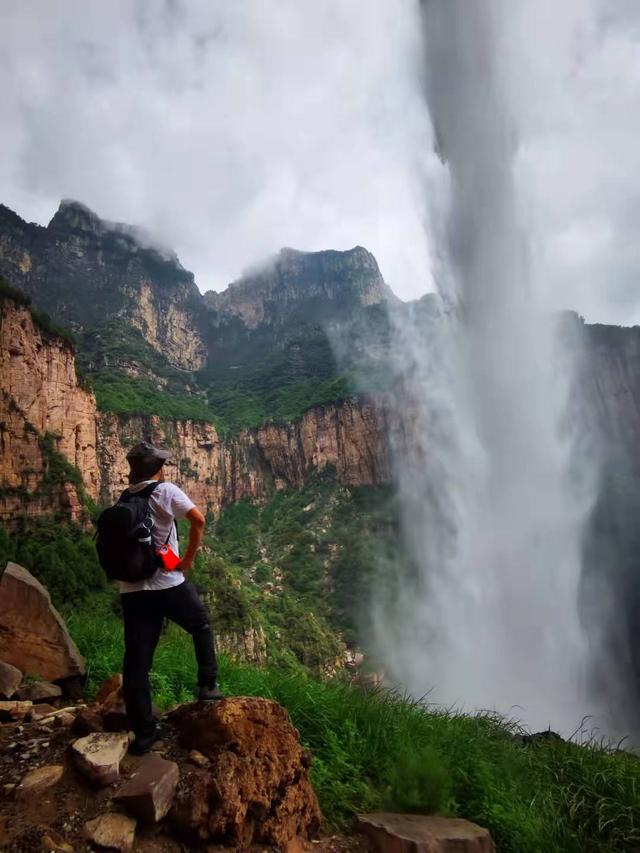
[97, 398, 389, 511]
[0, 295, 390, 527]
[0, 297, 99, 526]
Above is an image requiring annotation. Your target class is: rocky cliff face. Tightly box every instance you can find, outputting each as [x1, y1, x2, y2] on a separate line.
[97, 399, 389, 513]
[205, 246, 391, 333]
[0, 296, 390, 526]
[0, 203, 390, 378]
[0, 297, 99, 526]
[0, 202, 207, 371]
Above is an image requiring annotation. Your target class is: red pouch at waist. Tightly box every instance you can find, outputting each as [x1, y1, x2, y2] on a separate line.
[156, 544, 181, 571]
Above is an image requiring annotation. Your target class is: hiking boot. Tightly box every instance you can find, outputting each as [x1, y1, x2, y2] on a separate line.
[129, 727, 160, 755]
[198, 683, 225, 702]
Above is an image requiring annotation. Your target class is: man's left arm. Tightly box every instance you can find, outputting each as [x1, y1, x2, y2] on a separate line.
[177, 507, 206, 572]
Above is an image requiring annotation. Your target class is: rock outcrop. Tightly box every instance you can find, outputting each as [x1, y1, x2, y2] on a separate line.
[0, 293, 391, 527]
[169, 697, 321, 848]
[0, 203, 389, 373]
[0, 675, 339, 851]
[205, 246, 391, 333]
[97, 398, 389, 512]
[0, 201, 207, 371]
[0, 297, 98, 525]
[0, 562, 86, 682]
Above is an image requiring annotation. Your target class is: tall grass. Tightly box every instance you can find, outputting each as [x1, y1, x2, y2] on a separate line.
[67, 605, 640, 852]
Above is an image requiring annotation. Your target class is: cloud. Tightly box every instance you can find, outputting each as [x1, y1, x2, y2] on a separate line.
[0, 0, 438, 299]
[505, 0, 640, 324]
[1, 1, 639, 322]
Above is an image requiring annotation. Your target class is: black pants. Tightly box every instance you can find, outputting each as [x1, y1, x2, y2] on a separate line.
[121, 581, 218, 736]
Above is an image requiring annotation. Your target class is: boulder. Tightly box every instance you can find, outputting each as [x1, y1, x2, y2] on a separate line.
[16, 680, 62, 703]
[0, 562, 85, 682]
[84, 812, 137, 852]
[169, 697, 321, 848]
[16, 765, 64, 799]
[355, 814, 496, 853]
[115, 754, 179, 823]
[70, 732, 129, 787]
[0, 700, 32, 721]
[0, 660, 22, 699]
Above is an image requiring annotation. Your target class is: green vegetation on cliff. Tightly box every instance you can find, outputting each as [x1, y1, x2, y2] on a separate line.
[1, 475, 397, 672]
[0, 276, 76, 347]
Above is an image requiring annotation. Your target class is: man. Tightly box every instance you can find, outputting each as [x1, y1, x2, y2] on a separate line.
[120, 440, 223, 754]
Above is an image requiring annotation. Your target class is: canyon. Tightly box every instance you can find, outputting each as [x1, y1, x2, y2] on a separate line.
[1, 199, 639, 533]
[0, 295, 390, 528]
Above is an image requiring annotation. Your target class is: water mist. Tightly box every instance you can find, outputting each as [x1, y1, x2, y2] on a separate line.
[376, 0, 599, 733]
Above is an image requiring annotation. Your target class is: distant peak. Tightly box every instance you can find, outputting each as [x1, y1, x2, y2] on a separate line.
[48, 199, 103, 234]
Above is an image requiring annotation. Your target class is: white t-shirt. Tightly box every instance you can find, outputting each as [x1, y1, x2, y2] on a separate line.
[119, 480, 195, 594]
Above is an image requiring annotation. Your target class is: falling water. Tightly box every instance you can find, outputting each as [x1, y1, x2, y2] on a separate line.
[376, 0, 598, 732]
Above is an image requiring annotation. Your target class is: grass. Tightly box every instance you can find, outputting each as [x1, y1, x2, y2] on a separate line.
[67, 604, 640, 852]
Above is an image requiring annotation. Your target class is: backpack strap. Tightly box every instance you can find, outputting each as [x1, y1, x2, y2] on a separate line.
[118, 481, 161, 503]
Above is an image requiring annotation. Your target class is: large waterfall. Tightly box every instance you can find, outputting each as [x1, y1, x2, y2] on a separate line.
[375, 0, 599, 733]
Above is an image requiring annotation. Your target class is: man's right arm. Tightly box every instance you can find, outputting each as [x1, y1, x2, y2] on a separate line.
[177, 506, 205, 572]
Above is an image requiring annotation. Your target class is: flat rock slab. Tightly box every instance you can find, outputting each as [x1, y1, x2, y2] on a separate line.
[0, 660, 22, 699]
[355, 814, 495, 853]
[84, 812, 137, 852]
[116, 754, 179, 823]
[0, 562, 85, 682]
[16, 680, 62, 703]
[16, 764, 64, 798]
[71, 732, 129, 787]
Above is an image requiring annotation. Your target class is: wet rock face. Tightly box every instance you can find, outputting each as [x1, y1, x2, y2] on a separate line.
[0, 562, 86, 682]
[169, 697, 321, 849]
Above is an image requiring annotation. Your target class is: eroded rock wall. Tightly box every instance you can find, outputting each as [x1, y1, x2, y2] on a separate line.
[0, 298, 99, 526]
[1, 297, 390, 526]
[97, 398, 389, 514]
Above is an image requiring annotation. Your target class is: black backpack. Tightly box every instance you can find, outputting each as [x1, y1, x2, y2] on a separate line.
[96, 483, 161, 582]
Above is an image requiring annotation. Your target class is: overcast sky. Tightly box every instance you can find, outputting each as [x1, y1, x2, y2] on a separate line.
[1, 1, 639, 323]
